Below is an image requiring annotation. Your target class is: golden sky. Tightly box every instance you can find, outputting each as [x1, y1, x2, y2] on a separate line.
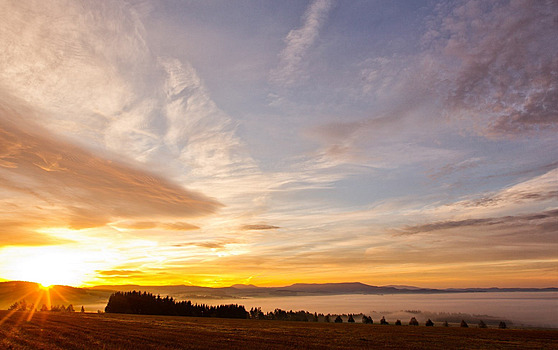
[0, 0, 556, 288]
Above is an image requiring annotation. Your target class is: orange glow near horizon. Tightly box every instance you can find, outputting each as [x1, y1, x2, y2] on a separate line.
[0, 246, 110, 288]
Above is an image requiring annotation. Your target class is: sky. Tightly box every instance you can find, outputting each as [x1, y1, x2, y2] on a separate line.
[0, 0, 556, 288]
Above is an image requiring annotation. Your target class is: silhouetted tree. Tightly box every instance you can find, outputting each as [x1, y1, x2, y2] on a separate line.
[395, 319, 402, 326]
[409, 317, 419, 326]
[105, 291, 248, 319]
[81, 306, 85, 313]
[10, 300, 28, 311]
[313, 312, 319, 322]
[325, 314, 330, 323]
[250, 307, 264, 319]
[443, 321, 449, 327]
[67, 304, 75, 312]
[348, 314, 355, 323]
[425, 319, 434, 327]
[334, 315, 343, 323]
[478, 320, 487, 328]
[498, 321, 507, 329]
[41, 304, 49, 312]
[460, 320, 468, 328]
[362, 316, 373, 324]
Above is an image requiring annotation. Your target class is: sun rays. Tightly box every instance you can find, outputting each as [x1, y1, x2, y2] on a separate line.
[0, 245, 112, 287]
[0, 282, 76, 331]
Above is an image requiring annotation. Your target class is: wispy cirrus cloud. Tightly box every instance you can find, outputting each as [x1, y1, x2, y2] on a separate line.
[269, 0, 335, 87]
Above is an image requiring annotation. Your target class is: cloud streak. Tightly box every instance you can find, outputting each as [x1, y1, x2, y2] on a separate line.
[241, 224, 280, 231]
[397, 209, 558, 235]
[269, 0, 335, 87]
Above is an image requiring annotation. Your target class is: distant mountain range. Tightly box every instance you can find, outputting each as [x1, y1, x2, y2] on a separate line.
[1, 281, 556, 311]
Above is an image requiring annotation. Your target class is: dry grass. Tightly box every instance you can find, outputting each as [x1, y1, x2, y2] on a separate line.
[0, 310, 557, 349]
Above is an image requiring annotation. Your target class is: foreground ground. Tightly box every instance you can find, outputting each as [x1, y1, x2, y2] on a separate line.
[0, 311, 557, 349]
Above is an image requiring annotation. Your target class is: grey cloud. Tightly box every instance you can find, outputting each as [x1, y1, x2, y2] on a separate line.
[398, 209, 558, 235]
[490, 87, 558, 133]
[432, 0, 558, 136]
[484, 161, 558, 180]
[429, 157, 483, 180]
[466, 191, 558, 208]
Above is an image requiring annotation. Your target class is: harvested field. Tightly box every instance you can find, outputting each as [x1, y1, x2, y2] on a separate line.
[0, 310, 557, 349]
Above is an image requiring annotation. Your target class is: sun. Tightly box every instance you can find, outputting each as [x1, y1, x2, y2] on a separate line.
[0, 246, 96, 287]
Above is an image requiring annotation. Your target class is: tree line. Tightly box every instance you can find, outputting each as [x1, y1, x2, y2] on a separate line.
[9, 291, 508, 329]
[104, 291, 509, 328]
[104, 291, 248, 319]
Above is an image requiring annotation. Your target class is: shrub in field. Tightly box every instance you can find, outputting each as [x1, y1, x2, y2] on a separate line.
[348, 315, 355, 323]
[395, 319, 402, 326]
[334, 316, 343, 323]
[8, 301, 21, 311]
[325, 314, 330, 323]
[425, 319, 434, 327]
[460, 320, 469, 328]
[443, 321, 449, 327]
[8, 300, 32, 311]
[380, 316, 389, 325]
[81, 306, 85, 313]
[362, 316, 373, 324]
[409, 317, 419, 326]
[499, 321, 507, 329]
[478, 320, 487, 328]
